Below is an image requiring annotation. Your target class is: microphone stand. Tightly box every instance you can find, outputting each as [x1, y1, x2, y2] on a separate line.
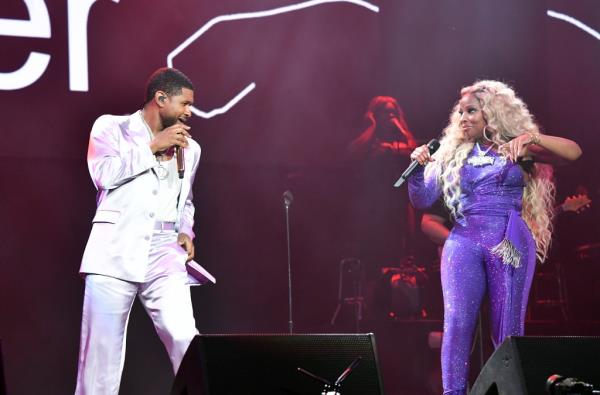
[297, 357, 362, 395]
[283, 190, 294, 334]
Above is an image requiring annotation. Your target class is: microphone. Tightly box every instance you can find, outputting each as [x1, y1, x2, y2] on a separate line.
[391, 117, 403, 131]
[175, 146, 185, 179]
[283, 190, 294, 207]
[393, 139, 440, 188]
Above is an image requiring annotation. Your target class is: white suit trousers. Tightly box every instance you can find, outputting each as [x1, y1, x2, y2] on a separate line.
[75, 231, 198, 395]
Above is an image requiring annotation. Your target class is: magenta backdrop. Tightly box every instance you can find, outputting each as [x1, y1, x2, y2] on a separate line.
[1, 1, 599, 394]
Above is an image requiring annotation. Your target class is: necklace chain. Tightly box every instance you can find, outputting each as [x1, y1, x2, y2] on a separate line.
[476, 141, 494, 157]
[140, 110, 170, 180]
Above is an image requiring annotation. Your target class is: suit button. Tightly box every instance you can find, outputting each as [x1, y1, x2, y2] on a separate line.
[144, 236, 150, 241]
[149, 212, 155, 218]
[152, 190, 158, 195]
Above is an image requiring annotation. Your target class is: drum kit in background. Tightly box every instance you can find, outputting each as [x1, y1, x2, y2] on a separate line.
[569, 241, 600, 319]
[330, 256, 444, 330]
[371, 257, 438, 321]
[332, 241, 600, 329]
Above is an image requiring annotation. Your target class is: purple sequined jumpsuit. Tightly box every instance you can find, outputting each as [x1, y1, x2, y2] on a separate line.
[409, 147, 536, 395]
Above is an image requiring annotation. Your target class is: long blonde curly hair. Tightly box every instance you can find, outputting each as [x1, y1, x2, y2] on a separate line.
[426, 80, 555, 262]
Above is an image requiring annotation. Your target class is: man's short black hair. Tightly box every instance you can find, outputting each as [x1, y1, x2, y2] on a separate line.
[144, 67, 194, 104]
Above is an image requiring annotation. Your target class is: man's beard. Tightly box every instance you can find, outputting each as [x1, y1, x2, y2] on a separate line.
[161, 113, 178, 129]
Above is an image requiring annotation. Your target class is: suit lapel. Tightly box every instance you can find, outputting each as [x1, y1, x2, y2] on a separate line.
[126, 111, 194, 223]
[126, 111, 160, 180]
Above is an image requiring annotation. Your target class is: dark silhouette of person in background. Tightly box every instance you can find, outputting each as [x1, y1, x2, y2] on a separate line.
[346, 96, 418, 308]
[348, 96, 417, 159]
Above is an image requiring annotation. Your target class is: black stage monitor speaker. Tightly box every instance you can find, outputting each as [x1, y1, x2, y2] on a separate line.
[470, 336, 600, 395]
[171, 333, 384, 395]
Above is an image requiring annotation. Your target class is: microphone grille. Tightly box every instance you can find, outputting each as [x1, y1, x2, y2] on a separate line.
[283, 190, 294, 204]
[427, 139, 440, 154]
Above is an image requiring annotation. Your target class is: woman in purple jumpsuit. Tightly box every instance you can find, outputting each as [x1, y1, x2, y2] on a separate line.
[408, 81, 582, 395]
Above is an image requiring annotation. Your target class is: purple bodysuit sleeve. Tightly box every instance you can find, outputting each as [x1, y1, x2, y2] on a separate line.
[408, 165, 442, 209]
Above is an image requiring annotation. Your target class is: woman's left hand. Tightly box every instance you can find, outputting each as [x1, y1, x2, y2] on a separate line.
[498, 133, 534, 162]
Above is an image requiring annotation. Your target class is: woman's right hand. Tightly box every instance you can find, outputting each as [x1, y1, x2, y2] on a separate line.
[366, 111, 376, 126]
[410, 144, 435, 165]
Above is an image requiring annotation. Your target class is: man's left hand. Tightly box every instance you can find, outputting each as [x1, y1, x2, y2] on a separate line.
[178, 233, 195, 261]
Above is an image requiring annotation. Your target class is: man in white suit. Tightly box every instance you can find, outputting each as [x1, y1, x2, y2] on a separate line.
[75, 68, 201, 394]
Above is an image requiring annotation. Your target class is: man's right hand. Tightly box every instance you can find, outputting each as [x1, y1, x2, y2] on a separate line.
[149, 124, 191, 154]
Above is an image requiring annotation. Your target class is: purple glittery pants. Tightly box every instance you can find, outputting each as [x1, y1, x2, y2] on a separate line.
[440, 214, 536, 395]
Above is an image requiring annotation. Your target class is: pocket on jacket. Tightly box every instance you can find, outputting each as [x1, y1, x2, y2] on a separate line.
[92, 209, 121, 224]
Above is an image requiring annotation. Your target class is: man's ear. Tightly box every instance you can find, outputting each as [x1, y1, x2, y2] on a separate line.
[155, 91, 167, 106]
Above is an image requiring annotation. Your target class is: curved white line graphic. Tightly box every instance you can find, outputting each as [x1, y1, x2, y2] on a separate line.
[168, 0, 380, 118]
[547, 10, 600, 41]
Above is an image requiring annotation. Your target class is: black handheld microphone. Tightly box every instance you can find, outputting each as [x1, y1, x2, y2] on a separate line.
[175, 146, 185, 179]
[393, 139, 440, 188]
[391, 117, 403, 131]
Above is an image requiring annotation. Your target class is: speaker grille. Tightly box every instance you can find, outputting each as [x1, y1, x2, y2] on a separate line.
[174, 333, 383, 395]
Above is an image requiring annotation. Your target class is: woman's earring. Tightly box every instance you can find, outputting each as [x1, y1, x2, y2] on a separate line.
[483, 125, 493, 142]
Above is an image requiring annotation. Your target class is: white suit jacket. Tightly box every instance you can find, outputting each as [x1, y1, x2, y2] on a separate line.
[79, 111, 201, 282]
